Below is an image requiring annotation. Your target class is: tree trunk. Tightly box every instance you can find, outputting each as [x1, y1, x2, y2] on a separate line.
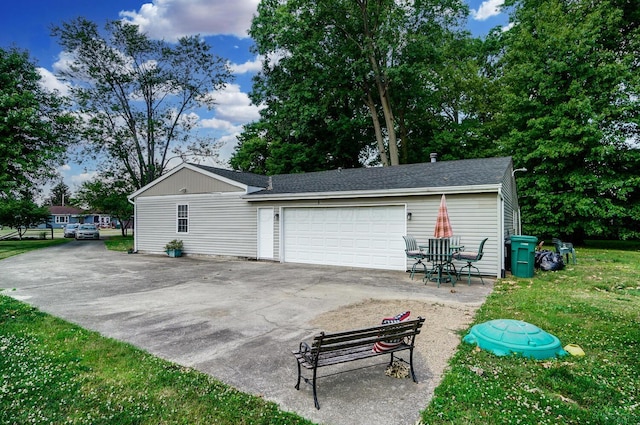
[365, 91, 389, 166]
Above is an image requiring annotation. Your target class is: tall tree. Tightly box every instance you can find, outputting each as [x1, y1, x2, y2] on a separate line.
[51, 18, 233, 190]
[235, 0, 469, 172]
[497, 0, 640, 240]
[75, 177, 134, 237]
[46, 181, 72, 206]
[0, 197, 50, 239]
[0, 47, 75, 198]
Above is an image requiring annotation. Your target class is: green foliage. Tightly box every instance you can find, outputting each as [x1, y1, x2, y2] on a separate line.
[51, 18, 233, 190]
[0, 296, 314, 425]
[234, 0, 477, 172]
[45, 181, 73, 206]
[495, 0, 640, 241]
[237, 0, 640, 240]
[164, 239, 183, 250]
[422, 245, 640, 424]
[75, 178, 133, 236]
[0, 47, 75, 197]
[0, 198, 50, 238]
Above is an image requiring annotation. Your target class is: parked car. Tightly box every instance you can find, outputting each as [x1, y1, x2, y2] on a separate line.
[63, 223, 80, 238]
[75, 224, 100, 240]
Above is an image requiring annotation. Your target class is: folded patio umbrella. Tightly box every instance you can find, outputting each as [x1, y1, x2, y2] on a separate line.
[434, 194, 453, 238]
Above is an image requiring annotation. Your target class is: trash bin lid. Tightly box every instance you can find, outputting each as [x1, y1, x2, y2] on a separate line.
[510, 235, 538, 243]
[463, 319, 567, 359]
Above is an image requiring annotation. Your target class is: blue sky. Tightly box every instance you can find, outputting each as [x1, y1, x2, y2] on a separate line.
[0, 0, 508, 195]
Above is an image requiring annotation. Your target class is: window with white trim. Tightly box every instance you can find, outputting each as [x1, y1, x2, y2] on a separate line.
[177, 204, 189, 233]
[55, 215, 69, 224]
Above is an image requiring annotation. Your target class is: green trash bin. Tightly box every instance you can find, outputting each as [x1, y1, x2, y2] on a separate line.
[511, 235, 538, 278]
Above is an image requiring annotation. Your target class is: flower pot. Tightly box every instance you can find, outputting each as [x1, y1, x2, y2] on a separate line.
[166, 249, 182, 257]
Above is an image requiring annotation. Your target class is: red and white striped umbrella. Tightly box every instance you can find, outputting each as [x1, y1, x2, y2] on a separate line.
[434, 194, 453, 238]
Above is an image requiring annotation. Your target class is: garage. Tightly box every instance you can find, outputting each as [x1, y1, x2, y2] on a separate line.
[282, 205, 407, 270]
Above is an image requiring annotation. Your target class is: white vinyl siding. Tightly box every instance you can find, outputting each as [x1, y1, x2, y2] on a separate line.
[136, 167, 243, 197]
[134, 186, 504, 277]
[135, 194, 257, 257]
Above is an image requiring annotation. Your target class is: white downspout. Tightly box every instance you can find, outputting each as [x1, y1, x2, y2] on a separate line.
[498, 185, 505, 279]
[128, 197, 137, 252]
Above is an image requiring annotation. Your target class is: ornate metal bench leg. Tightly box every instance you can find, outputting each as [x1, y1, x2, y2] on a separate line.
[312, 368, 320, 409]
[409, 348, 418, 383]
[295, 362, 302, 390]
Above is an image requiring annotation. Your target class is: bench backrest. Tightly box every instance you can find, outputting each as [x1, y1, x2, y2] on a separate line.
[311, 317, 425, 355]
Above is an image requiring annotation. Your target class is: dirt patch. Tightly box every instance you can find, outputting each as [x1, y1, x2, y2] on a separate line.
[311, 298, 478, 383]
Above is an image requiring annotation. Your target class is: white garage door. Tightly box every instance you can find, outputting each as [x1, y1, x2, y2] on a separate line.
[282, 206, 406, 270]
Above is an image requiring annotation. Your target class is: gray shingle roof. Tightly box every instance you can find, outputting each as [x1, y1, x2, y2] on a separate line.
[192, 156, 512, 195]
[192, 164, 270, 188]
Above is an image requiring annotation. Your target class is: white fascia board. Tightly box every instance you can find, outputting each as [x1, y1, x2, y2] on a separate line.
[134, 192, 244, 202]
[242, 184, 500, 201]
[128, 163, 253, 201]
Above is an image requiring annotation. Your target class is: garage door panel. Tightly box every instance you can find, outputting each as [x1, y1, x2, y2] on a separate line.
[283, 206, 405, 270]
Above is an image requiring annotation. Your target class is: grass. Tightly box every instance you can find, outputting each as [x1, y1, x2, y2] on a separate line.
[1, 241, 639, 424]
[0, 229, 132, 261]
[0, 238, 71, 260]
[103, 234, 134, 252]
[421, 245, 640, 424]
[0, 296, 314, 425]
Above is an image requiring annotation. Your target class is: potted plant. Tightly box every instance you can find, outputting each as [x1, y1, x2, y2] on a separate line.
[164, 239, 183, 257]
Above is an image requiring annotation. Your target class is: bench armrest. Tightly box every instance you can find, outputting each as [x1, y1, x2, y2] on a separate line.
[298, 341, 315, 363]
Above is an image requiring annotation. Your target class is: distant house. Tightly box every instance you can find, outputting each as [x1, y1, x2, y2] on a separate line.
[128, 156, 522, 278]
[38, 206, 113, 229]
[44, 205, 87, 229]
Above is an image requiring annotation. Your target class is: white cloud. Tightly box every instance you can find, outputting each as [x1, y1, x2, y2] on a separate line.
[70, 171, 98, 186]
[229, 57, 262, 74]
[37, 67, 70, 96]
[472, 0, 504, 21]
[210, 84, 262, 123]
[119, 0, 260, 41]
[200, 117, 243, 133]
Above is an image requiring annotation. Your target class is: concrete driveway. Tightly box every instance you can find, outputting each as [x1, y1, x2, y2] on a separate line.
[0, 240, 493, 425]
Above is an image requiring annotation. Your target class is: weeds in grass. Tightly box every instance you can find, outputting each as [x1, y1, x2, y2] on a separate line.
[0, 239, 71, 260]
[103, 235, 134, 252]
[421, 246, 640, 424]
[0, 297, 314, 425]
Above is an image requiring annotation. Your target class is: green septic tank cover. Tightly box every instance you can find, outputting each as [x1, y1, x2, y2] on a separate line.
[463, 319, 567, 359]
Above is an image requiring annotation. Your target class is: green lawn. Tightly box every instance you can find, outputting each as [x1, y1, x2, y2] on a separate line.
[421, 245, 640, 424]
[1, 242, 639, 424]
[0, 238, 71, 260]
[0, 296, 313, 425]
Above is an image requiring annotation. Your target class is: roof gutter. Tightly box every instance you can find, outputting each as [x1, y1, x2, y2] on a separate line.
[242, 184, 500, 201]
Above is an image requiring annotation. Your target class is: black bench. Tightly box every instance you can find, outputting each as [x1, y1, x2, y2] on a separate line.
[292, 317, 425, 409]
